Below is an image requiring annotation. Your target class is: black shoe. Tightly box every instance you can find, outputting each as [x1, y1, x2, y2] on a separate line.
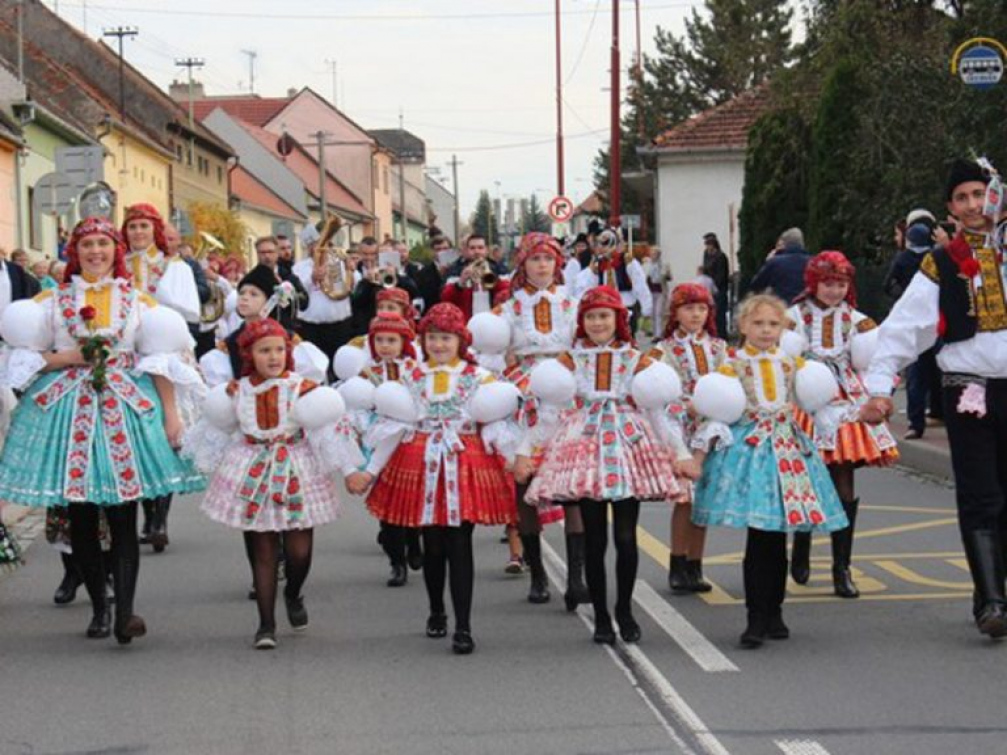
[767, 611, 790, 640]
[616, 611, 642, 643]
[790, 533, 811, 585]
[386, 563, 408, 587]
[149, 497, 170, 553]
[426, 613, 448, 638]
[140, 500, 154, 545]
[667, 554, 690, 594]
[593, 613, 616, 645]
[832, 566, 860, 599]
[521, 534, 550, 604]
[976, 603, 1007, 639]
[114, 615, 147, 645]
[564, 533, 590, 612]
[740, 614, 767, 649]
[452, 630, 475, 655]
[54, 557, 82, 606]
[86, 606, 111, 639]
[284, 593, 309, 631]
[406, 549, 424, 572]
[686, 559, 713, 593]
[247, 586, 257, 601]
[254, 626, 277, 650]
[528, 575, 551, 604]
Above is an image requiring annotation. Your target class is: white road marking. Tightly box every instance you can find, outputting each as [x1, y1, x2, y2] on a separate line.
[541, 539, 734, 755]
[633, 579, 740, 673]
[775, 740, 833, 755]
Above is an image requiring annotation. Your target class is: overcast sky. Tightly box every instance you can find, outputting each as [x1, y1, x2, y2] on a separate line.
[51, 0, 706, 217]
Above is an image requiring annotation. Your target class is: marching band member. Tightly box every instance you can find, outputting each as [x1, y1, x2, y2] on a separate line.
[441, 235, 511, 319]
[573, 228, 652, 334]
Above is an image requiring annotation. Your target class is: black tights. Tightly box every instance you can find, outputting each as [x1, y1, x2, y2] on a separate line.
[69, 502, 139, 616]
[246, 529, 313, 630]
[380, 522, 421, 567]
[422, 523, 475, 632]
[579, 498, 640, 621]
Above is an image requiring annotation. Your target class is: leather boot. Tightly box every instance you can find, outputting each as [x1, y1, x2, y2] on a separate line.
[382, 525, 408, 586]
[962, 529, 1007, 639]
[564, 533, 590, 612]
[78, 553, 110, 639]
[790, 531, 811, 585]
[740, 558, 768, 649]
[149, 496, 170, 553]
[405, 528, 424, 572]
[831, 498, 860, 599]
[521, 534, 551, 604]
[54, 552, 82, 605]
[139, 500, 154, 545]
[667, 554, 690, 594]
[686, 559, 713, 593]
[111, 553, 146, 645]
[767, 553, 790, 640]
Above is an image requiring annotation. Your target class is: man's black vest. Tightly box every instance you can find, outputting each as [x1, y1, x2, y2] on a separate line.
[931, 247, 976, 344]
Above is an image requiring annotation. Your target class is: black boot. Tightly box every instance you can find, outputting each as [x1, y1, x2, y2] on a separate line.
[564, 533, 590, 612]
[387, 563, 408, 587]
[54, 552, 82, 605]
[686, 559, 712, 593]
[382, 524, 408, 587]
[790, 531, 811, 585]
[406, 529, 424, 572]
[767, 554, 790, 640]
[78, 554, 110, 639]
[139, 500, 154, 545]
[112, 554, 146, 645]
[740, 558, 768, 649]
[962, 529, 1007, 639]
[521, 534, 551, 604]
[831, 498, 860, 599]
[593, 611, 616, 645]
[149, 497, 170, 553]
[667, 554, 690, 594]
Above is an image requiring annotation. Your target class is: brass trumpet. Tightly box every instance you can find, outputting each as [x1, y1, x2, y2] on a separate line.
[196, 231, 227, 324]
[365, 265, 400, 288]
[460, 259, 498, 290]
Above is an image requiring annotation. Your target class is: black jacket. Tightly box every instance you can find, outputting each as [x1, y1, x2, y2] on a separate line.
[748, 246, 811, 304]
[350, 274, 421, 336]
[7, 261, 40, 302]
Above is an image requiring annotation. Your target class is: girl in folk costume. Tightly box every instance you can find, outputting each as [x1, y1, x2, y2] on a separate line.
[690, 294, 847, 648]
[334, 312, 424, 588]
[0, 388, 22, 575]
[343, 286, 422, 355]
[0, 217, 205, 644]
[572, 228, 653, 333]
[525, 286, 697, 644]
[787, 252, 898, 599]
[473, 232, 588, 609]
[346, 303, 519, 655]
[186, 318, 359, 649]
[647, 283, 729, 595]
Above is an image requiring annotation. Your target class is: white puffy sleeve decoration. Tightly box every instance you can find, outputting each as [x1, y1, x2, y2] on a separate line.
[293, 341, 329, 385]
[794, 360, 839, 413]
[850, 326, 879, 373]
[529, 358, 577, 406]
[198, 349, 233, 389]
[135, 305, 193, 357]
[470, 381, 522, 463]
[468, 312, 511, 356]
[292, 385, 364, 474]
[630, 361, 682, 410]
[780, 328, 808, 358]
[156, 258, 201, 323]
[135, 305, 206, 426]
[363, 381, 421, 476]
[691, 371, 747, 450]
[338, 376, 376, 411]
[181, 383, 238, 474]
[0, 298, 54, 390]
[332, 345, 369, 382]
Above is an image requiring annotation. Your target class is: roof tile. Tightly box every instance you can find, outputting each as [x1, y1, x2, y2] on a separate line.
[652, 85, 772, 152]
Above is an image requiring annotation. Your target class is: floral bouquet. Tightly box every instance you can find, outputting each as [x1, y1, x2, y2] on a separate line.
[78, 305, 111, 392]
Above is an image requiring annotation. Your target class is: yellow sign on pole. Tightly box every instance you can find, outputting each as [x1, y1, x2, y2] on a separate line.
[950, 37, 1006, 89]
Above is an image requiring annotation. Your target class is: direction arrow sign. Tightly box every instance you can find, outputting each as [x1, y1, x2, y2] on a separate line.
[548, 195, 574, 223]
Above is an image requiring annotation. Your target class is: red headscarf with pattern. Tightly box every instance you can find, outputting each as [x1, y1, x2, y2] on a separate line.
[237, 317, 294, 378]
[62, 216, 130, 282]
[575, 285, 633, 344]
[799, 250, 857, 307]
[121, 203, 168, 253]
[417, 302, 475, 363]
[664, 282, 717, 338]
[510, 232, 564, 292]
[375, 286, 419, 322]
[368, 312, 417, 361]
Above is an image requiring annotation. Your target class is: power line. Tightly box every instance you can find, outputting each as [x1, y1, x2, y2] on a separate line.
[427, 128, 606, 154]
[564, 0, 604, 86]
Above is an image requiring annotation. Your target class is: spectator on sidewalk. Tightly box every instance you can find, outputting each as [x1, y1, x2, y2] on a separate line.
[748, 227, 811, 304]
[701, 232, 730, 336]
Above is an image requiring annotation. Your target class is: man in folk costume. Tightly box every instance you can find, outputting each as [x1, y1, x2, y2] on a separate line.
[573, 228, 652, 335]
[863, 157, 1007, 639]
[122, 204, 201, 553]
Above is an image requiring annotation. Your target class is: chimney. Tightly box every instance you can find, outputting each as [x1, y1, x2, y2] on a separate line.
[168, 79, 206, 102]
[287, 87, 298, 98]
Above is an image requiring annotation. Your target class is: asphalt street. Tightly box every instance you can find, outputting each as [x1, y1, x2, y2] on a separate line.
[2, 466, 1004, 755]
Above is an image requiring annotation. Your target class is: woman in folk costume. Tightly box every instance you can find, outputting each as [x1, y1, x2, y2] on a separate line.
[647, 283, 729, 595]
[787, 252, 898, 598]
[334, 312, 424, 588]
[0, 388, 21, 575]
[472, 231, 589, 609]
[690, 294, 848, 648]
[186, 318, 359, 649]
[122, 203, 201, 553]
[525, 286, 697, 645]
[345, 303, 519, 655]
[0, 217, 205, 644]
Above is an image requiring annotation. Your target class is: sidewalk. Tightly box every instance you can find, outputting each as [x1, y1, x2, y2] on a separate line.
[887, 389, 953, 482]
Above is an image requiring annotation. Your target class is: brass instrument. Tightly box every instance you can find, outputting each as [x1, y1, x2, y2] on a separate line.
[460, 258, 498, 290]
[373, 267, 399, 288]
[314, 215, 352, 301]
[196, 231, 227, 324]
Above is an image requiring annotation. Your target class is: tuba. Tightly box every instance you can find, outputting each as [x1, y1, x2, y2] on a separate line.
[197, 231, 227, 324]
[314, 215, 352, 301]
[460, 258, 498, 290]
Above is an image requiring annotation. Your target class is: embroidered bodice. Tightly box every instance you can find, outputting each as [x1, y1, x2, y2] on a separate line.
[495, 284, 577, 356]
[723, 346, 798, 412]
[650, 331, 728, 395]
[559, 341, 649, 403]
[33, 277, 155, 353]
[406, 359, 494, 426]
[361, 357, 418, 386]
[236, 376, 309, 441]
[126, 246, 169, 296]
[788, 301, 876, 364]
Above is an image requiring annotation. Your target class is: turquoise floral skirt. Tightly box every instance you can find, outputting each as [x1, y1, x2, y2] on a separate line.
[0, 370, 204, 507]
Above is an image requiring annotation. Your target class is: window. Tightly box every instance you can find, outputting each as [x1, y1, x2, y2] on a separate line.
[176, 144, 183, 162]
[217, 165, 224, 184]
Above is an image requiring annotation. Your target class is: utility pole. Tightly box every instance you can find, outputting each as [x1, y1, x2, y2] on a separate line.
[313, 130, 327, 217]
[608, 0, 621, 228]
[325, 59, 338, 107]
[555, 0, 565, 197]
[241, 49, 257, 94]
[103, 26, 139, 121]
[175, 57, 205, 130]
[15, 0, 23, 84]
[449, 154, 461, 244]
[398, 109, 407, 241]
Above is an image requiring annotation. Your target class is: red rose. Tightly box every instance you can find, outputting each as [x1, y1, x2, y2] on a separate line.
[602, 431, 617, 444]
[810, 511, 824, 524]
[79, 305, 97, 323]
[74, 431, 87, 443]
[112, 432, 126, 445]
[272, 493, 284, 504]
[793, 459, 806, 474]
[36, 395, 48, 407]
[69, 468, 84, 479]
[78, 396, 92, 406]
[958, 258, 980, 278]
[779, 459, 792, 473]
[249, 464, 265, 479]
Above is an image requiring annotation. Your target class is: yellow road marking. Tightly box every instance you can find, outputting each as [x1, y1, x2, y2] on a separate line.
[635, 524, 735, 605]
[874, 560, 973, 590]
[861, 505, 956, 515]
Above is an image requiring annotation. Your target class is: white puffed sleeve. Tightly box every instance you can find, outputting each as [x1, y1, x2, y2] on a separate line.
[794, 360, 839, 413]
[135, 305, 206, 426]
[293, 341, 328, 385]
[198, 348, 234, 389]
[362, 382, 420, 476]
[181, 384, 238, 474]
[691, 371, 747, 450]
[468, 312, 511, 356]
[0, 297, 54, 390]
[291, 385, 364, 475]
[469, 380, 522, 463]
[156, 257, 201, 323]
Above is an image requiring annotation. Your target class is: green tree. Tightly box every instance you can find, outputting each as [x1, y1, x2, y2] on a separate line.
[521, 194, 551, 234]
[469, 190, 497, 242]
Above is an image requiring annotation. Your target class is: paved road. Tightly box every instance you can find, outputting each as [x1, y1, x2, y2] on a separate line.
[2, 466, 1005, 755]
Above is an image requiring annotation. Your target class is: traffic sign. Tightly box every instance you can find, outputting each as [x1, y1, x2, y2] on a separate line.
[548, 195, 574, 223]
[277, 133, 296, 157]
[622, 214, 641, 230]
[34, 172, 77, 216]
[951, 37, 1006, 90]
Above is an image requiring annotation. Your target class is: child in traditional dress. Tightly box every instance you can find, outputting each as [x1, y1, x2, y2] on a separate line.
[648, 283, 729, 595]
[187, 318, 358, 649]
[691, 293, 847, 648]
[346, 303, 519, 655]
[787, 251, 898, 598]
[525, 286, 696, 645]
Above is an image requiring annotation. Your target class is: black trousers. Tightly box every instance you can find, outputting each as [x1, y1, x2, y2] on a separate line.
[193, 330, 217, 360]
[943, 377, 1007, 537]
[298, 319, 355, 379]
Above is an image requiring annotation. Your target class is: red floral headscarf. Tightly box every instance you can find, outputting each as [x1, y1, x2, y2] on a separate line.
[575, 285, 633, 344]
[417, 302, 475, 363]
[376, 286, 419, 322]
[368, 312, 417, 360]
[121, 203, 168, 253]
[62, 217, 130, 283]
[664, 282, 717, 338]
[237, 317, 294, 378]
[799, 250, 857, 307]
[510, 232, 564, 291]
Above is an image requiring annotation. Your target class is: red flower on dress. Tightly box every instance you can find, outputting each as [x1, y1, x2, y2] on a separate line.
[73, 431, 87, 443]
[104, 398, 117, 410]
[138, 400, 152, 410]
[745, 436, 759, 447]
[112, 432, 126, 445]
[36, 395, 49, 407]
[63, 308, 75, 319]
[779, 459, 792, 473]
[276, 446, 289, 463]
[79, 305, 98, 323]
[287, 478, 301, 495]
[788, 510, 803, 525]
[602, 431, 617, 444]
[272, 493, 284, 504]
[809, 511, 824, 525]
[121, 469, 134, 481]
[78, 396, 92, 407]
[249, 463, 265, 479]
[605, 473, 619, 488]
[793, 459, 806, 474]
[69, 468, 84, 479]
